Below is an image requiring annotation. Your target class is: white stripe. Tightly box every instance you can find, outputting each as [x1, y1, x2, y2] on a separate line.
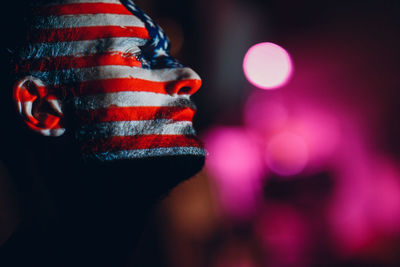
[48, 99, 63, 114]
[33, 14, 145, 29]
[73, 91, 194, 110]
[40, 128, 66, 137]
[32, 66, 201, 84]
[17, 102, 22, 114]
[20, 37, 146, 59]
[83, 147, 206, 161]
[78, 120, 195, 139]
[23, 102, 34, 118]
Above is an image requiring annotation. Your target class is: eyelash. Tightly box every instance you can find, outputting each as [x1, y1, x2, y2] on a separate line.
[123, 47, 142, 60]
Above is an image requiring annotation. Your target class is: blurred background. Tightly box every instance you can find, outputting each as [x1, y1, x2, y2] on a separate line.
[131, 0, 400, 266]
[2, 0, 400, 266]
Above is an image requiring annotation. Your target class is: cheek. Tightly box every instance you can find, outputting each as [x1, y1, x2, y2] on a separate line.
[67, 78, 203, 161]
[72, 88, 196, 126]
[67, 67, 198, 124]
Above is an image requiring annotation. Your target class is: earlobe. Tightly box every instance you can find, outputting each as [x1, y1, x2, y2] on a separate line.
[13, 76, 65, 137]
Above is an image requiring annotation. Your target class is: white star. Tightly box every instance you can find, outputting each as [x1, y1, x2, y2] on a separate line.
[147, 20, 155, 28]
[126, 1, 137, 11]
[153, 36, 160, 45]
[155, 48, 168, 57]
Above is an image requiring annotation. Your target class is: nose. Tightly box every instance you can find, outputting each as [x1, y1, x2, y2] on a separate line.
[165, 67, 202, 96]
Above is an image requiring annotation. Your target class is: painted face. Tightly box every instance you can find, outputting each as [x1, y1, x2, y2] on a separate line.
[14, 0, 205, 162]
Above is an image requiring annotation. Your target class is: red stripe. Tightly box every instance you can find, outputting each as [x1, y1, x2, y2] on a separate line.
[68, 79, 169, 96]
[17, 53, 141, 72]
[77, 106, 195, 123]
[17, 89, 37, 103]
[34, 3, 132, 16]
[25, 114, 63, 130]
[81, 135, 203, 153]
[59, 78, 201, 96]
[17, 88, 58, 101]
[28, 26, 149, 43]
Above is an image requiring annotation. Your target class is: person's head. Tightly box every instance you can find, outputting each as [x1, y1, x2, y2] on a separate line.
[11, 0, 205, 164]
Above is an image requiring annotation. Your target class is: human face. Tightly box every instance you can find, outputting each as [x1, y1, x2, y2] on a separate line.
[15, 0, 205, 162]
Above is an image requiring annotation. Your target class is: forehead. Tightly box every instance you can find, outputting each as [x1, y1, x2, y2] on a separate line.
[33, 1, 147, 29]
[34, 0, 141, 18]
[19, 0, 178, 75]
[29, 0, 156, 50]
[34, 6, 146, 29]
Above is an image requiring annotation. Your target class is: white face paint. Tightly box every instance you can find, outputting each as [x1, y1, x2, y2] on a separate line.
[15, 0, 205, 161]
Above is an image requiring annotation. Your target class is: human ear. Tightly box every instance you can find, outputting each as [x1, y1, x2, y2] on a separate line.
[13, 76, 65, 137]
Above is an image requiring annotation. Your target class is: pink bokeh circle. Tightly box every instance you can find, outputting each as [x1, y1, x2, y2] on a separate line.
[243, 42, 293, 90]
[266, 132, 309, 176]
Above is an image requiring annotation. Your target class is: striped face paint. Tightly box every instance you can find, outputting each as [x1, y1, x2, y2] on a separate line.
[14, 0, 205, 161]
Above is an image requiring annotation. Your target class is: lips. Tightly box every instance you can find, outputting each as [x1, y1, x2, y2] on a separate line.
[75, 106, 195, 124]
[164, 106, 195, 122]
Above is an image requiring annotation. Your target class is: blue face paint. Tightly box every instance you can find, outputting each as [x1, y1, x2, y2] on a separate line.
[120, 0, 183, 69]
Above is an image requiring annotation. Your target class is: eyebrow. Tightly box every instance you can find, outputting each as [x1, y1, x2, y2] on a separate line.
[19, 38, 147, 59]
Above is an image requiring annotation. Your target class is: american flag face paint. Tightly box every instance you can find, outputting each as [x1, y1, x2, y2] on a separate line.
[14, 0, 205, 161]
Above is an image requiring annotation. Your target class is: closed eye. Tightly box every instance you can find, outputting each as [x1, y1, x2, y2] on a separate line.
[124, 47, 141, 56]
[121, 46, 142, 61]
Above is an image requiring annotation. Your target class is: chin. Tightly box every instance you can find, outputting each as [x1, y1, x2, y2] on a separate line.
[76, 124, 206, 162]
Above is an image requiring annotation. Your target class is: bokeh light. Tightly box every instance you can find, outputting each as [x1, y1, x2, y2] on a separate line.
[265, 132, 309, 176]
[243, 42, 293, 90]
[244, 93, 289, 135]
[204, 127, 266, 219]
[256, 204, 310, 267]
[288, 106, 341, 168]
[204, 127, 264, 180]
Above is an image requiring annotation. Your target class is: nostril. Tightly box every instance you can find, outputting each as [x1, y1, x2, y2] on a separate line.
[178, 86, 192, 95]
[165, 77, 202, 96]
